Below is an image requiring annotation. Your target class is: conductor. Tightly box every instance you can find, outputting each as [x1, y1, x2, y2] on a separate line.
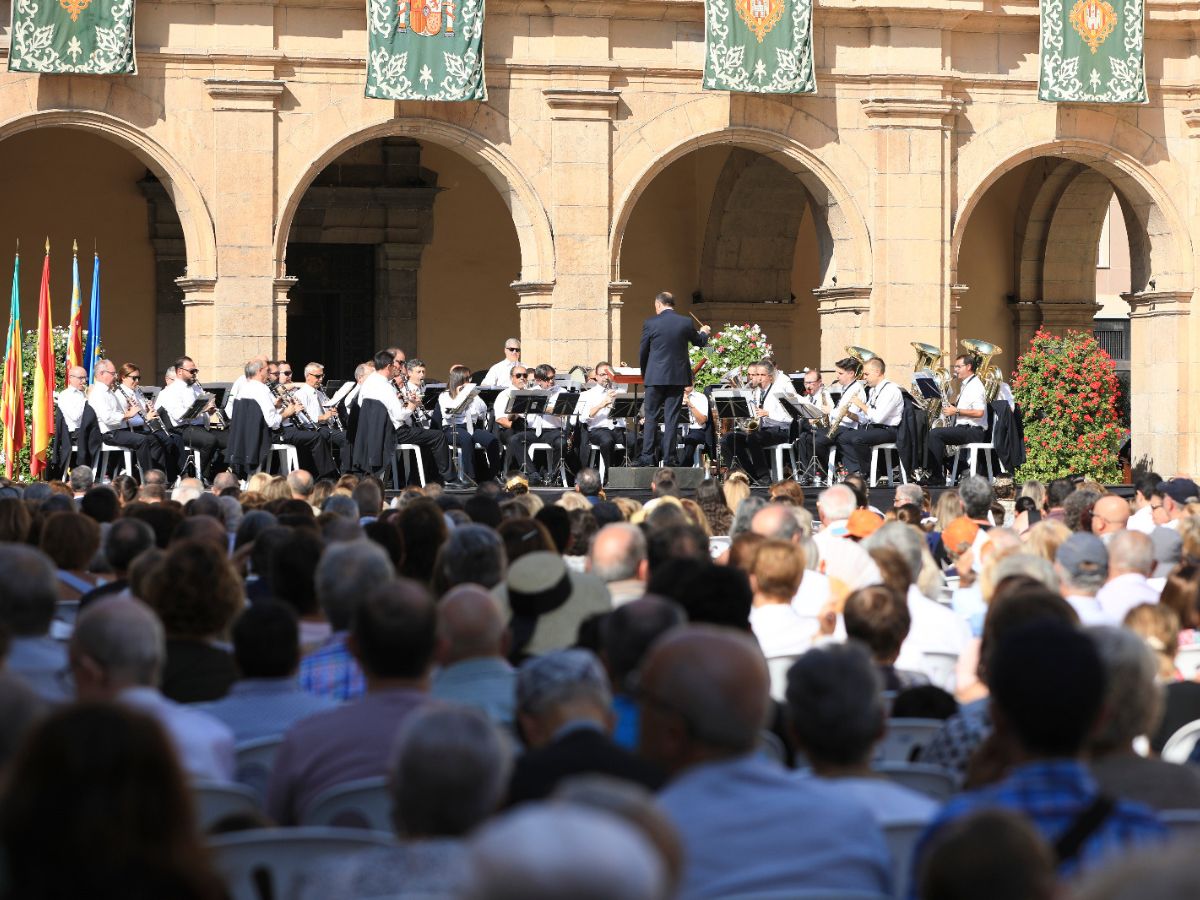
[636, 291, 711, 466]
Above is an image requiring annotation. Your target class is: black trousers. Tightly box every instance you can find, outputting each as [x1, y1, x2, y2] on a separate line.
[445, 426, 501, 480]
[179, 425, 228, 480]
[927, 424, 988, 474]
[507, 428, 566, 475]
[843, 424, 899, 476]
[584, 426, 627, 475]
[280, 425, 337, 479]
[321, 425, 351, 474]
[102, 429, 163, 479]
[396, 425, 452, 483]
[639, 385, 684, 465]
[721, 426, 791, 480]
[678, 427, 710, 466]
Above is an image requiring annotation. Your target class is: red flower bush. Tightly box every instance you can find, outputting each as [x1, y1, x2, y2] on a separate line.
[1011, 329, 1123, 482]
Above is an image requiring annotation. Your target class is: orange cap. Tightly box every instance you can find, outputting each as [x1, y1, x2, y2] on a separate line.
[942, 516, 980, 556]
[847, 509, 884, 539]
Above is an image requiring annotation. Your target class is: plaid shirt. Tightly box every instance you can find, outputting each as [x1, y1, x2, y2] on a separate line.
[910, 759, 1167, 897]
[299, 632, 365, 702]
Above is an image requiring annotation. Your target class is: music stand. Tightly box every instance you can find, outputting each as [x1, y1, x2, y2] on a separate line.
[712, 390, 754, 483]
[445, 387, 480, 488]
[478, 387, 503, 430]
[780, 396, 827, 483]
[914, 377, 943, 402]
[505, 390, 550, 479]
[548, 391, 581, 485]
[181, 394, 214, 427]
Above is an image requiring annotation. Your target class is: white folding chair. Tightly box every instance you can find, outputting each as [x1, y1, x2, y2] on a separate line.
[1175, 645, 1200, 680]
[874, 718, 945, 764]
[1162, 719, 1200, 763]
[208, 826, 395, 900]
[588, 441, 626, 483]
[921, 651, 959, 694]
[873, 761, 957, 801]
[826, 446, 839, 486]
[193, 781, 263, 831]
[233, 736, 284, 801]
[96, 444, 136, 482]
[868, 443, 907, 486]
[884, 819, 929, 900]
[301, 776, 392, 831]
[270, 443, 299, 475]
[527, 442, 568, 486]
[771, 442, 798, 481]
[392, 443, 426, 487]
[950, 441, 1004, 483]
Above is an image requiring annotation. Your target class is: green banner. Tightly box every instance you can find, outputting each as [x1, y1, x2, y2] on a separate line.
[365, 0, 486, 101]
[1039, 0, 1146, 103]
[8, 0, 135, 74]
[704, 0, 815, 95]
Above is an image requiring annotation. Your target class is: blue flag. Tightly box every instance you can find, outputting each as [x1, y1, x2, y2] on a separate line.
[83, 251, 101, 380]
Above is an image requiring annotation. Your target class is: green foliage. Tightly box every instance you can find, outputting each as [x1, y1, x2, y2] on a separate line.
[689, 322, 774, 390]
[1011, 329, 1124, 483]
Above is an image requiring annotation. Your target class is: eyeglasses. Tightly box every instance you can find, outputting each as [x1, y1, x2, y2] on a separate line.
[68, 374, 86, 381]
[183, 368, 199, 375]
[506, 346, 521, 352]
[279, 370, 292, 376]
[128, 375, 141, 381]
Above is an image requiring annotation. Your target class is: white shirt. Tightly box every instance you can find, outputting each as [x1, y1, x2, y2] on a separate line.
[157, 380, 207, 427]
[863, 380, 904, 427]
[116, 386, 148, 428]
[831, 382, 865, 431]
[1066, 593, 1110, 626]
[360, 370, 411, 429]
[895, 584, 972, 693]
[1127, 505, 1157, 535]
[751, 603, 818, 660]
[813, 530, 881, 590]
[494, 387, 518, 426]
[954, 375, 987, 428]
[685, 391, 709, 429]
[236, 379, 282, 430]
[807, 774, 938, 828]
[481, 358, 517, 388]
[120, 686, 235, 783]
[529, 388, 566, 433]
[291, 383, 326, 424]
[224, 375, 248, 419]
[438, 389, 486, 428]
[806, 385, 835, 416]
[56, 387, 87, 431]
[580, 384, 622, 430]
[87, 384, 129, 435]
[760, 372, 804, 426]
[1095, 573, 1160, 623]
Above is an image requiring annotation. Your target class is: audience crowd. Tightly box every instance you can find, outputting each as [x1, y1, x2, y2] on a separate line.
[3, 465, 1200, 898]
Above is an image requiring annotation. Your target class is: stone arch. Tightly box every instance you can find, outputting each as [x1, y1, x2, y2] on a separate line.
[275, 118, 554, 286]
[0, 109, 217, 280]
[611, 115, 873, 289]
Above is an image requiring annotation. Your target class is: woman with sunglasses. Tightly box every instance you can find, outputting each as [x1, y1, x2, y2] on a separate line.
[438, 365, 501, 484]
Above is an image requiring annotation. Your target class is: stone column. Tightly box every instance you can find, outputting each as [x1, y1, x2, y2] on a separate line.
[813, 285, 871, 371]
[607, 280, 631, 365]
[376, 243, 424, 353]
[512, 281, 555, 365]
[176, 277, 218, 375]
[948, 284, 969, 354]
[543, 88, 620, 370]
[1008, 298, 1043, 357]
[203, 78, 285, 380]
[273, 277, 297, 354]
[861, 97, 963, 383]
[137, 176, 186, 377]
[1123, 290, 1191, 474]
[1037, 300, 1101, 337]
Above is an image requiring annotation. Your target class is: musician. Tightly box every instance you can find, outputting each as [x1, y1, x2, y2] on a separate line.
[276, 360, 295, 388]
[116, 363, 185, 482]
[527, 364, 569, 483]
[163, 366, 176, 387]
[405, 359, 432, 429]
[269, 361, 336, 480]
[841, 358, 904, 479]
[579, 361, 627, 477]
[494, 364, 531, 478]
[88, 360, 167, 477]
[925, 353, 988, 482]
[438, 364, 500, 482]
[156, 355, 229, 482]
[224, 354, 268, 419]
[57, 367, 89, 436]
[361, 350, 454, 486]
[719, 359, 799, 483]
[677, 383, 711, 466]
[481, 338, 523, 388]
[795, 369, 835, 468]
[813, 357, 866, 478]
[295, 362, 351, 472]
[636, 291, 710, 466]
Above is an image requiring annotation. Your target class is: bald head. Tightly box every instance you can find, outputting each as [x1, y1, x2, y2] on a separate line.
[589, 523, 648, 584]
[638, 626, 769, 772]
[1091, 494, 1130, 536]
[751, 504, 802, 543]
[438, 585, 507, 664]
[1108, 529, 1154, 578]
[70, 597, 165, 698]
[67, 366, 87, 386]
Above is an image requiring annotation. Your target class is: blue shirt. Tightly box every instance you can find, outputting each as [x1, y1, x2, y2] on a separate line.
[299, 632, 365, 702]
[611, 693, 639, 750]
[430, 657, 516, 726]
[657, 753, 893, 900]
[911, 759, 1167, 896]
[197, 678, 339, 744]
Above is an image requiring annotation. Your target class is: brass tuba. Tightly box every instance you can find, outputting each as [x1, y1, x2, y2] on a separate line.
[827, 346, 878, 437]
[960, 338, 1005, 404]
[911, 341, 953, 428]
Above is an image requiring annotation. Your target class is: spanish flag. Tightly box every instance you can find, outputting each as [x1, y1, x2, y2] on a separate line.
[0, 250, 24, 480]
[30, 239, 54, 479]
[65, 240, 83, 383]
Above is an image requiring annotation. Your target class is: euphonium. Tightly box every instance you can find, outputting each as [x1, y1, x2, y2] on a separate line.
[960, 337, 1005, 404]
[910, 341, 953, 428]
[827, 346, 877, 437]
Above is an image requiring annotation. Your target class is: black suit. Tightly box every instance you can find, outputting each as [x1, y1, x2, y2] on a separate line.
[505, 726, 666, 807]
[638, 308, 707, 464]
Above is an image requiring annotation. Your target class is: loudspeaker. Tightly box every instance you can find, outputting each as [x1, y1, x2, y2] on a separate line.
[605, 466, 708, 491]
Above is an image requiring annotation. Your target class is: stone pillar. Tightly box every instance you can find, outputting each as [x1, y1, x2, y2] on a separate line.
[1038, 300, 1101, 337]
[607, 280, 631, 365]
[1009, 298, 1043, 358]
[203, 78, 285, 380]
[949, 284, 969, 354]
[376, 243, 424, 353]
[693, 302, 797, 370]
[176, 277, 218, 376]
[1123, 290, 1191, 474]
[138, 176, 186, 378]
[813, 285, 871, 372]
[273, 277, 297, 353]
[512, 281, 555, 364]
[861, 97, 963, 384]
[543, 88, 620, 370]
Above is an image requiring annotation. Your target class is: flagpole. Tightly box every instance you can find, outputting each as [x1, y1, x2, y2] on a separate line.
[84, 242, 102, 383]
[30, 238, 54, 480]
[0, 245, 24, 480]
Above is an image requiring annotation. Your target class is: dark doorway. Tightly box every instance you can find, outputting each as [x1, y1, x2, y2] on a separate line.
[286, 243, 375, 379]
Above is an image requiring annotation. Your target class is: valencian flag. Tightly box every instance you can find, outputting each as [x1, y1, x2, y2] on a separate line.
[83, 249, 102, 383]
[704, 0, 815, 94]
[0, 251, 24, 481]
[8, 0, 136, 74]
[1039, 0, 1146, 102]
[66, 240, 83, 384]
[365, 0, 485, 100]
[30, 240, 54, 480]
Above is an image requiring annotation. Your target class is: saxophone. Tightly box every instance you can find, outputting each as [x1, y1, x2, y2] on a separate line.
[826, 346, 877, 437]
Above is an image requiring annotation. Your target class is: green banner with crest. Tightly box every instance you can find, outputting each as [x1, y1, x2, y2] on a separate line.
[365, 0, 486, 101]
[1039, 0, 1146, 103]
[704, 0, 815, 95]
[8, 0, 135, 74]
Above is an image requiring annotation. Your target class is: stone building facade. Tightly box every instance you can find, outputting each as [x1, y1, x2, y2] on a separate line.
[0, 0, 1195, 472]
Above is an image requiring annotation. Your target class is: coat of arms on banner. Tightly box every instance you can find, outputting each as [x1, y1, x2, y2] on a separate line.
[1039, 0, 1146, 103]
[735, 0, 785, 43]
[704, 0, 815, 94]
[365, 0, 485, 101]
[1068, 0, 1117, 53]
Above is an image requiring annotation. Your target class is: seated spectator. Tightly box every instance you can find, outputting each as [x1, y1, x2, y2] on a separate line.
[39, 511, 104, 601]
[142, 539, 241, 703]
[493, 551, 611, 662]
[600, 597, 686, 751]
[197, 602, 337, 743]
[431, 585, 516, 727]
[892, 684, 959, 721]
[695, 478, 733, 536]
[397, 498, 448, 585]
[507, 649, 664, 805]
[0, 703, 225, 899]
[911, 622, 1166, 891]
[300, 540, 394, 702]
[647, 560, 753, 632]
[1086, 626, 1200, 809]
[748, 540, 816, 686]
[0, 545, 70, 702]
[844, 585, 928, 692]
[0, 497, 31, 543]
[787, 643, 938, 826]
[643, 626, 892, 899]
[267, 528, 330, 653]
[919, 809, 1056, 900]
[69, 598, 234, 782]
[588, 522, 649, 607]
[432, 524, 507, 594]
[1055, 533, 1111, 624]
[1095, 530, 1160, 623]
[301, 706, 512, 899]
[268, 578, 436, 825]
[78, 517, 156, 609]
[79, 485, 120, 524]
